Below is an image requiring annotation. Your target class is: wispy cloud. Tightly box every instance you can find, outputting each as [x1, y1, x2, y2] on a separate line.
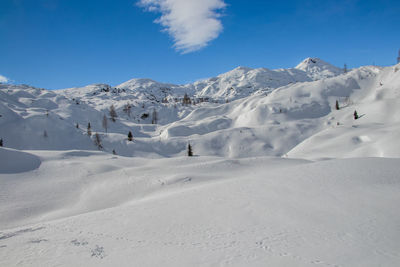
[138, 0, 226, 53]
[0, 74, 9, 83]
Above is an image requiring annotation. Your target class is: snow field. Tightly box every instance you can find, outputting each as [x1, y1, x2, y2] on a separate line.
[0, 153, 399, 266]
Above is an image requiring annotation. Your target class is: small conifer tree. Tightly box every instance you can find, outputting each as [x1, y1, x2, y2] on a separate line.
[128, 131, 133, 141]
[187, 143, 193, 157]
[87, 122, 92, 136]
[76, 123, 79, 129]
[335, 100, 340, 110]
[0, 138, 3, 147]
[43, 130, 48, 138]
[354, 110, 359, 120]
[112, 149, 117, 155]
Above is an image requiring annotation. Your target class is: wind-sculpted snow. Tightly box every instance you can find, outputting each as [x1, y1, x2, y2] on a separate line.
[0, 148, 41, 173]
[1, 154, 399, 266]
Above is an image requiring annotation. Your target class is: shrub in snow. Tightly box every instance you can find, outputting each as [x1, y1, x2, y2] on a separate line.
[0, 138, 3, 147]
[43, 130, 48, 138]
[128, 131, 133, 141]
[335, 100, 340, 110]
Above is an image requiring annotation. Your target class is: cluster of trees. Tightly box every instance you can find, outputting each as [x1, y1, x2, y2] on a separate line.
[73, 103, 197, 156]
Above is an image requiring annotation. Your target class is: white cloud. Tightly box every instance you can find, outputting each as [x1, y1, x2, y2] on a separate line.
[0, 74, 9, 83]
[138, 0, 226, 53]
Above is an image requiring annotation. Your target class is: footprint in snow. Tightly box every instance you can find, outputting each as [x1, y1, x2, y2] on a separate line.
[71, 239, 88, 246]
[91, 245, 106, 259]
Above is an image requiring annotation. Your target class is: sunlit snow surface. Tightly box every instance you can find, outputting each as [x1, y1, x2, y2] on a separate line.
[1, 59, 400, 266]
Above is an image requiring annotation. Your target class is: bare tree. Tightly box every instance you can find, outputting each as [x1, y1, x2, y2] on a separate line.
[397, 49, 400, 64]
[94, 133, 103, 150]
[183, 93, 191, 105]
[123, 103, 132, 117]
[102, 114, 108, 132]
[151, 109, 158, 124]
[109, 104, 117, 122]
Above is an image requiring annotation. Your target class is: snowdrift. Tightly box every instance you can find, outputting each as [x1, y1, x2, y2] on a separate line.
[0, 147, 41, 174]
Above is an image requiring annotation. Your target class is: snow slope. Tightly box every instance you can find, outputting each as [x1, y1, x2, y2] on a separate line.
[0, 153, 399, 266]
[0, 147, 41, 174]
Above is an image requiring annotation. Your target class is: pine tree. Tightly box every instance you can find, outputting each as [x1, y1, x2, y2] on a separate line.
[112, 149, 117, 155]
[128, 131, 133, 141]
[0, 138, 3, 147]
[102, 114, 108, 132]
[335, 100, 340, 110]
[76, 123, 79, 129]
[109, 104, 117, 122]
[87, 122, 92, 136]
[354, 110, 359, 120]
[94, 133, 103, 150]
[187, 143, 193, 157]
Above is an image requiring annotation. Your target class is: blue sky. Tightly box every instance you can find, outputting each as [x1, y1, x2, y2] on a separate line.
[0, 0, 399, 89]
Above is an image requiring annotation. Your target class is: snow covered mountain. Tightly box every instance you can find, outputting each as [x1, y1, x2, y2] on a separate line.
[1, 58, 399, 158]
[1, 59, 400, 267]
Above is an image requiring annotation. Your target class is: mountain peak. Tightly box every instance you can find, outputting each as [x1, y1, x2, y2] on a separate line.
[295, 57, 343, 80]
